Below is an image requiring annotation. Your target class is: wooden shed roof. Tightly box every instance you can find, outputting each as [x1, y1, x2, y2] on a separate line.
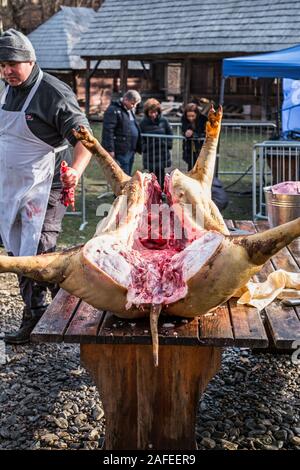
[28, 6, 145, 70]
[73, 0, 300, 59]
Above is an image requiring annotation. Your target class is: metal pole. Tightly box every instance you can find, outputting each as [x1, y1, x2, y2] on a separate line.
[79, 175, 88, 231]
[252, 146, 257, 219]
[219, 76, 226, 105]
[276, 78, 281, 137]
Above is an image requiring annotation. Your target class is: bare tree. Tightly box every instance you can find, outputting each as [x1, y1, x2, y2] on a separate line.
[0, 0, 103, 33]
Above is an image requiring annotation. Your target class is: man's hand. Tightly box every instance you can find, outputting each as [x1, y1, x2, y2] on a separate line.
[109, 151, 115, 158]
[60, 166, 79, 189]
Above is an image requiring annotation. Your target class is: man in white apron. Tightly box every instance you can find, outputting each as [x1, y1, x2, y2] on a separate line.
[0, 29, 92, 344]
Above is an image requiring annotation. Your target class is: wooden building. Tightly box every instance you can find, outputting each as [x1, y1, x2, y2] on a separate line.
[73, 0, 300, 120]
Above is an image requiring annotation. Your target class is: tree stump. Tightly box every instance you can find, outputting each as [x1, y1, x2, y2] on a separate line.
[81, 343, 221, 450]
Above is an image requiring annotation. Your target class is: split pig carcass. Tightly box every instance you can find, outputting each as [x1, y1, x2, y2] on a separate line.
[0, 107, 299, 365]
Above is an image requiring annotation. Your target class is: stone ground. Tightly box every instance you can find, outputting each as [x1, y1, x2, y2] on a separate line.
[0, 272, 299, 451]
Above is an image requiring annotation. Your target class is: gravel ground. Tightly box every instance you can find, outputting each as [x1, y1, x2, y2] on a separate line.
[0, 272, 299, 451]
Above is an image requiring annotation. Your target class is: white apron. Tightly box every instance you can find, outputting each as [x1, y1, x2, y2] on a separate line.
[0, 71, 56, 256]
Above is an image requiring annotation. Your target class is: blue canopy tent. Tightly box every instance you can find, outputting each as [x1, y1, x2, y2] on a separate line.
[220, 44, 300, 135]
[222, 44, 300, 83]
[220, 46, 300, 215]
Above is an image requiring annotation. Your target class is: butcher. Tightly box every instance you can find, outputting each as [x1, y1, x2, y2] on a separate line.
[0, 29, 92, 344]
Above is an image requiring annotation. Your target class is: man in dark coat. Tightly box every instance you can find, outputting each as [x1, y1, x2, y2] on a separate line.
[102, 90, 142, 176]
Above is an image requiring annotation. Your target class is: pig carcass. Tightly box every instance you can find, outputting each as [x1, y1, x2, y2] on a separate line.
[0, 107, 299, 365]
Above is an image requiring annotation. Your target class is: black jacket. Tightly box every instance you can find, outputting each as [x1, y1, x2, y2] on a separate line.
[2, 64, 91, 189]
[102, 100, 142, 155]
[181, 114, 207, 166]
[140, 115, 173, 170]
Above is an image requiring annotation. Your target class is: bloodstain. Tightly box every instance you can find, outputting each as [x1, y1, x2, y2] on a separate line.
[26, 202, 43, 219]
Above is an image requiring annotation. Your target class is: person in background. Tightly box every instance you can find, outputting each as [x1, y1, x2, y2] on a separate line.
[0, 29, 92, 344]
[102, 90, 142, 176]
[181, 102, 207, 171]
[140, 98, 173, 188]
[181, 102, 228, 211]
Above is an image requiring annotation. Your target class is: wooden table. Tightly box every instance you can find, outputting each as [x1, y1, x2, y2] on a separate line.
[31, 220, 300, 450]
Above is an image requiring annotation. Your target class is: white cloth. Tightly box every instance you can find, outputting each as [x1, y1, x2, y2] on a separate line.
[235, 269, 300, 311]
[0, 71, 56, 256]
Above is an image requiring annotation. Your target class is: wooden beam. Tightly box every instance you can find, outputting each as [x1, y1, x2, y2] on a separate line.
[183, 58, 191, 105]
[85, 58, 91, 117]
[113, 75, 118, 93]
[140, 60, 151, 81]
[72, 70, 77, 95]
[120, 58, 128, 95]
[89, 60, 101, 79]
[261, 78, 269, 121]
[219, 76, 226, 105]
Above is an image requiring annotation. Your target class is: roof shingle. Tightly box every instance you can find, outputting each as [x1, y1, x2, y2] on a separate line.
[29, 6, 145, 70]
[73, 0, 300, 58]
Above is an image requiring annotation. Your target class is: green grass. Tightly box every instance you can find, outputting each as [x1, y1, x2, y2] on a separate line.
[57, 124, 267, 247]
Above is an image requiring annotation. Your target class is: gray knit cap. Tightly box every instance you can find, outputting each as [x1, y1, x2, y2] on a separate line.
[0, 29, 36, 62]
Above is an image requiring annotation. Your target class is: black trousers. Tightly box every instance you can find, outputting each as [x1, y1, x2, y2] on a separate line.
[17, 189, 66, 311]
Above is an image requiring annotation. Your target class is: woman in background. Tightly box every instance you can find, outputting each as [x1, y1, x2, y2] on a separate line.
[140, 98, 173, 188]
[182, 102, 228, 211]
[181, 102, 207, 171]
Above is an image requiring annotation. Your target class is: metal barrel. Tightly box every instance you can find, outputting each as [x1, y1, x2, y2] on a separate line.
[264, 186, 300, 227]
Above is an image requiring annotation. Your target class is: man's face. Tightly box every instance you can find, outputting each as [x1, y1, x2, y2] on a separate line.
[123, 97, 138, 111]
[0, 61, 35, 86]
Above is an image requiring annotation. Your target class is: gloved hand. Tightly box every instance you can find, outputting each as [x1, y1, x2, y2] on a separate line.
[60, 161, 78, 211]
[60, 165, 79, 189]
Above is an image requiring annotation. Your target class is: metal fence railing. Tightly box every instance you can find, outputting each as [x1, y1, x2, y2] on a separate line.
[142, 133, 194, 173]
[65, 175, 88, 231]
[218, 121, 277, 177]
[142, 121, 277, 177]
[97, 120, 278, 206]
[252, 141, 300, 219]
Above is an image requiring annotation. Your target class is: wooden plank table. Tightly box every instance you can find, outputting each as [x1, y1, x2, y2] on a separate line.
[30, 220, 300, 450]
[236, 220, 300, 349]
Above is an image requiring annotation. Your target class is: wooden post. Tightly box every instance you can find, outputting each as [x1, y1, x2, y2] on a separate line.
[120, 58, 128, 95]
[219, 76, 226, 105]
[81, 343, 221, 450]
[276, 78, 281, 135]
[85, 58, 91, 118]
[261, 78, 269, 121]
[113, 74, 118, 93]
[183, 58, 191, 105]
[72, 71, 77, 95]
